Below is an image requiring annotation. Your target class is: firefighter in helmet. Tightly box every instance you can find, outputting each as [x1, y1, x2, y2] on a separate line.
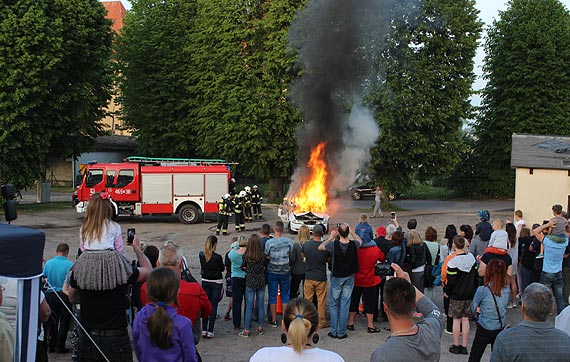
[244, 186, 253, 222]
[234, 190, 246, 232]
[216, 193, 232, 236]
[251, 185, 264, 220]
[229, 177, 237, 196]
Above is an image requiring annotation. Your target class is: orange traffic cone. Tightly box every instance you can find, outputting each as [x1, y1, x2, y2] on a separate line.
[276, 286, 283, 315]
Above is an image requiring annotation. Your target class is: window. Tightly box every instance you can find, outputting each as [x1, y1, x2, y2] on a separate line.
[116, 169, 134, 188]
[106, 170, 117, 187]
[85, 169, 104, 187]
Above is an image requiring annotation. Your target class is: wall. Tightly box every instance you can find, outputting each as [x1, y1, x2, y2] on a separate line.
[514, 168, 570, 225]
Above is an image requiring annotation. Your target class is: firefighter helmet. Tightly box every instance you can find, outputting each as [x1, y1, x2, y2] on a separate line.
[253, 185, 258, 189]
[245, 186, 251, 193]
[239, 190, 246, 198]
[223, 193, 230, 199]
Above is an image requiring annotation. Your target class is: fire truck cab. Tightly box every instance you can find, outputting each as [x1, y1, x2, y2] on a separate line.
[75, 157, 232, 224]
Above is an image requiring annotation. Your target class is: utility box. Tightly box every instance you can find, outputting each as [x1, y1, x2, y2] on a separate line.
[37, 182, 51, 203]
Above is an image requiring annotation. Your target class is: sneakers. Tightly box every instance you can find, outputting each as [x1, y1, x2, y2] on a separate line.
[201, 331, 207, 338]
[507, 302, 518, 309]
[258, 328, 264, 335]
[268, 321, 278, 328]
[449, 345, 461, 354]
[206, 332, 214, 339]
[444, 329, 453, 335]
[238, 330, 250, 338]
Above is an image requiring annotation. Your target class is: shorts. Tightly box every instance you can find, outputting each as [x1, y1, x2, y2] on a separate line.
[225, 276, 233, 297]
[449, 299, 472, 319]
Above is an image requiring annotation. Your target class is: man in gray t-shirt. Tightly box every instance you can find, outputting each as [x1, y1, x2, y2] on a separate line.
[302, 224, 329, 328]
[370, 264, 444, 362]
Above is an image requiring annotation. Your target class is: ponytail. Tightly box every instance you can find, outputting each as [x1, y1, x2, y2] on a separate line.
[145, 267, 180, 349]
[204, 235, 218, 262]
[282, 298, 319, 355]
[147, 303, 174, 349]
[288, 316, 312, 354]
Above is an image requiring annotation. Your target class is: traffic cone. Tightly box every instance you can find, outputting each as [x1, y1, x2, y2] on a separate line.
[276, 286, 283, 315]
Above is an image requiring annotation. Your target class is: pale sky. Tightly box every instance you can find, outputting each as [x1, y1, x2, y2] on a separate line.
[108, 0, 570, 106]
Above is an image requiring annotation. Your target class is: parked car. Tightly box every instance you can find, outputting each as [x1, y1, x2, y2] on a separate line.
[347, 182, 400, 201]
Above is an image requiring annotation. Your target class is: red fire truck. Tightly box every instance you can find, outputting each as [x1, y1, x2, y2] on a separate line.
[74, 156, 233, 224]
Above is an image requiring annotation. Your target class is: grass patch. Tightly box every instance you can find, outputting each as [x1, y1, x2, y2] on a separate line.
[4, 201, 72, 215]
[402, 185, 458, 200]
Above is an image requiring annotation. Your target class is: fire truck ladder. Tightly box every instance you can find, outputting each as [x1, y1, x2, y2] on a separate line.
[125, 156, 238, 166]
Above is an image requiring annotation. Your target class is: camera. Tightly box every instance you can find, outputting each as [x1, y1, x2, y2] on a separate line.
[127, 228, 135, 245]
[374, 262, 394, 278]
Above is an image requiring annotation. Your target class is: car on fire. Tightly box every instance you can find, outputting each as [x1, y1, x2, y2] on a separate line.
[278, 199, 329, 234]
[347, 182, 400, 201]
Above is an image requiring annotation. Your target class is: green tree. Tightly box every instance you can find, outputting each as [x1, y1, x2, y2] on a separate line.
[116, 0, 198, 157]
[368, 0, 482, 190]
[473, 0, 570, 196]
[0, 0, 113, 187]
[188, 0, 305, 197]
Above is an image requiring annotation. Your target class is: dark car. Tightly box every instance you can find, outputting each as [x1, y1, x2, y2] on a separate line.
[347, 182, 400, 201]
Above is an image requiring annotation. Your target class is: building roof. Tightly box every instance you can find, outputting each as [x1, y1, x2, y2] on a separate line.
[511, 133, 570, 170]
[94, 135, 137, 152]
[101, 1, 126, 33]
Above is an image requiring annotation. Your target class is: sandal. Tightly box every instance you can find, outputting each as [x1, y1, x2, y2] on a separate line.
[367, 327, 381, 333]
[347, 325, 355, 331]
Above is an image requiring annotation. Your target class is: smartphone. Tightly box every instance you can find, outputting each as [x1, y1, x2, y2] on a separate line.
[390, 211, 396, 220]
[127, 228, 135, 245]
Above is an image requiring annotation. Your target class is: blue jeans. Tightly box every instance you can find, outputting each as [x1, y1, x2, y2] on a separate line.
[330, 275, 354, 337]
[520, 266, 533, 294]
[201, 281, 223, 333]
[245, 286, 265, 330]
[267, 272, 291, 304]
[232, 277, 246, 329]
[540, 271, 565, 314]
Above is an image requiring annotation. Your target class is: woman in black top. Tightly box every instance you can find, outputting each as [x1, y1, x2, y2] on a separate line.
[239, 234, 267, 337]
[199, 235, 225, 338]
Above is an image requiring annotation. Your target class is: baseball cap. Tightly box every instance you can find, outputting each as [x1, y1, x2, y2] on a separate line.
[376, 226, 386, 237]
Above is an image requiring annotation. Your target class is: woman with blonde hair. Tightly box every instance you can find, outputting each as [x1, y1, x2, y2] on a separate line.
[73, 192, 132, 291]
[199, 235, 225, 338]
[406, 230, 427, 292]
[290, 225, 309, 299]
[250, 297, 344, 361]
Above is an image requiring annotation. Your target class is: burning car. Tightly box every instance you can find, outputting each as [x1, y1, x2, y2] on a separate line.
[278, 199, 329, 234]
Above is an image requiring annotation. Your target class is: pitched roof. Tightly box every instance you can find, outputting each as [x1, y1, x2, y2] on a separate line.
[101, 1, 126, 33]
[511, 133, 570, 170]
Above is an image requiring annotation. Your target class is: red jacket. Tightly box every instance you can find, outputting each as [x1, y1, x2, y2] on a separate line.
[355, 245, 385, 287]
[141, 280, 212, 327]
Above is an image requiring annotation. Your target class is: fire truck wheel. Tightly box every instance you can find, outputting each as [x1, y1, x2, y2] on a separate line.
[178, 204, 200, 224]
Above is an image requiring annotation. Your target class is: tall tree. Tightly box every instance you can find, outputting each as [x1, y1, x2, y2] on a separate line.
[368, 0, 481, 190]
[473, 0, 570, 196]
[0, 0, 113, 187]
[116, 0, 198, 157]
[188, 0, 305, 197]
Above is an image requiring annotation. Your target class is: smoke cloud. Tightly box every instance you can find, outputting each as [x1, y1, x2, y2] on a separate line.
[288, 0, 397, 196]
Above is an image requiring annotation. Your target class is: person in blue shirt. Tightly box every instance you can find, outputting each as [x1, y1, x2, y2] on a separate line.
[43, 243, 74, 354]
[469, 259, 509, 362]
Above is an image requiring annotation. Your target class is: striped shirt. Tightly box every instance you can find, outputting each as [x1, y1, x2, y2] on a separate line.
[490, 320, 570, 362]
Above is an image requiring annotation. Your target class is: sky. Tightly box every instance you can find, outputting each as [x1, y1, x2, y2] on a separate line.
[107, 0, 570, 106]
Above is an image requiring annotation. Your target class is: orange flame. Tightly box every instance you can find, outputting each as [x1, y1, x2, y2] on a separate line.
[291, 142, 328, 213]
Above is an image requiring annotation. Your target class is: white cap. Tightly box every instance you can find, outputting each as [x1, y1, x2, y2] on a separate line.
[253, 185, 258, 189]
[245, 186, 251, 192]
[223, 193, 230, 199]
